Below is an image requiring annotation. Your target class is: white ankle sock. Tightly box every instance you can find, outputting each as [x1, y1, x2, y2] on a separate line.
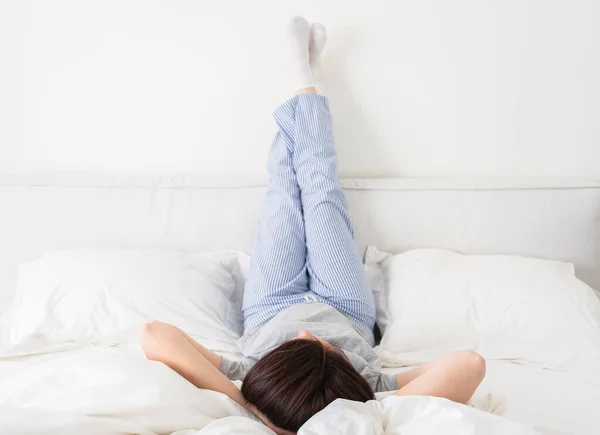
[287, 16, 314, 91]
[309, 23, 327, 81]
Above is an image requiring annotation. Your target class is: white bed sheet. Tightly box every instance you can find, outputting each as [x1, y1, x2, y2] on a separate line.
[479, 361, 600, 435]
[0, 345, 250, 435]
[383, 361, 600, 435]
[0, 344, 551, 435]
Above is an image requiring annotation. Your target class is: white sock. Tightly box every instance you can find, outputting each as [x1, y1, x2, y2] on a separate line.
[309, 23, 327, 81]
[287, 16, 314, 91]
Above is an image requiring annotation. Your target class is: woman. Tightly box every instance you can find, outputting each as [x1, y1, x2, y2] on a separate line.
[140, 16, 486, 434]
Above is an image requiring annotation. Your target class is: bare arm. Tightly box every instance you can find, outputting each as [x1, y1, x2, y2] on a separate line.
[179, 326, 222, 368]
[393, 350, 486, 404]
[140, 321, 245, 407]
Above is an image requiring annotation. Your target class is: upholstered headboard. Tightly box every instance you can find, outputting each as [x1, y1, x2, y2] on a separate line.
[1, 174, 599, 313]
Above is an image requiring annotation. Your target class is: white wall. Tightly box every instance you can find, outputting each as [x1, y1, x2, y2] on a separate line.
[1, 0, 599, 178]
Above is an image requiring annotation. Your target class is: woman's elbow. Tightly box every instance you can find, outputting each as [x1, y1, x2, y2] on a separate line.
[140, 321, 164, 360]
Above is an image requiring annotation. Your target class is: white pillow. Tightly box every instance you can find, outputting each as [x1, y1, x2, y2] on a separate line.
[0, 249, 248, 357]
[366, 246, 600, 370]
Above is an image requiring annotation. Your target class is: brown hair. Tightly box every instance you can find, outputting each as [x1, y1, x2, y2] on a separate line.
[241, 339, 375, 432]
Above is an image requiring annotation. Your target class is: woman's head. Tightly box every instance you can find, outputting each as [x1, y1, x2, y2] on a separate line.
[241, 331, 375, 433]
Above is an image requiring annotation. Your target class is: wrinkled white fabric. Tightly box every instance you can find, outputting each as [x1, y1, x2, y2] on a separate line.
[0, 249, 244, 358]
[0, 344, 542, 435]
[367, 247, 600, 370]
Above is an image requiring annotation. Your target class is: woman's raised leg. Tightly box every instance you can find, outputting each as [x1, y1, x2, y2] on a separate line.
[290, 91, 377, 344]
[243, 102, 308, 329]
[242, 102, 310, 331]
[253, 18, 376, 341]
[241, 17, 318, 332]
[244, 17, 376, 340]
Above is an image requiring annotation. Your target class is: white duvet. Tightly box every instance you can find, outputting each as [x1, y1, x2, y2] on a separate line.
[0, 344, 541, 435]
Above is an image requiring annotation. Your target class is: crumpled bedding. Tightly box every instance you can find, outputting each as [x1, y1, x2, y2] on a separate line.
[0, 344, 542, 435]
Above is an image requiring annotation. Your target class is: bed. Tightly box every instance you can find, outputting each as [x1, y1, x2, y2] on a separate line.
[1, 174, 599, 435]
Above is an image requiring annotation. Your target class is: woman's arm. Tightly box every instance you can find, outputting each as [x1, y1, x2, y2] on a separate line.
[179, 326, 222, 368]
[393, 350, 486, 404]
[140, 321, 245, 407]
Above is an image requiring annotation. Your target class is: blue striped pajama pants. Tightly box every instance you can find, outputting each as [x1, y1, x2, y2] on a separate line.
[242, 93, 376, 343]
